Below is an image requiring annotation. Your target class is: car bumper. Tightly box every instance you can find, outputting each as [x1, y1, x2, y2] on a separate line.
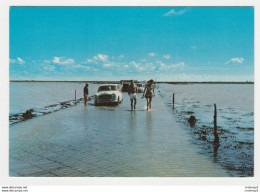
[94, 101, 119, 106]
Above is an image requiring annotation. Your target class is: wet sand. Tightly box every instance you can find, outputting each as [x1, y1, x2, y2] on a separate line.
[10, 92, 228, 177]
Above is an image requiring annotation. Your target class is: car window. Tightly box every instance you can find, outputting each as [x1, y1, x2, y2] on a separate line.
[98, 86, 108, 92]
[111, 86, 117, 90]
[98, 85, 118, 92]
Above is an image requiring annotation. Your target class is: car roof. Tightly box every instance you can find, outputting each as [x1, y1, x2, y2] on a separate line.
[99, 84, 118, 87]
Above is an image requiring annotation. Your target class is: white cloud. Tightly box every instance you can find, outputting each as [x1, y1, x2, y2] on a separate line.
[158, 63, 167, 70]
[173, 62, 185, 69]
[9, 57, 26, 64]
[17, 57, 25, 64]
[82, 58, 98, 64]
[164, 8, 188, 16]
[130, 61, 139, 68]
[9, 59, 16, 64]
[72, 65, 91, 70]
[190, 46, 197, 50]
[130, 61, 144, 72]
[155, 73, 253, 82]
[44, 65, 55, 71]
[118, 55, 125, 59]
[148, 52, 157, 57]
[44, 60, 51, 64]
[145, 63, 156, 71]
[125, 61, 157, 72]
[225, 57, 244, 64]
[52, 57, 75, 65]
[103, 63, 113, 68]
[83, 54, 109, 64]
[163, 54, 171, 59]
[97, 54, 108, 62]
[159, 62, 185, 71]
[156, 60, 164, 64]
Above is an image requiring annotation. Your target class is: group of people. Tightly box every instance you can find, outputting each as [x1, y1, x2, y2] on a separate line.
[83, 79, 155, 110]
[127, 79, 155, 110]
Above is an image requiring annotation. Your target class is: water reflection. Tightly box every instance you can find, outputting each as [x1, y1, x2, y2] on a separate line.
[128, 111, 137, 141]
[130, 111, 137, 127]
[146, 111, 153, 139]
[213, 143, 220, 163]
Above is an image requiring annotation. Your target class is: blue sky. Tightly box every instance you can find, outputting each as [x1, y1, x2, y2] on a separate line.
[9, 7, 254, 81]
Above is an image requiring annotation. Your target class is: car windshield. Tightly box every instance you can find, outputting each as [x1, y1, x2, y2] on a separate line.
[98, 85, 117, 92]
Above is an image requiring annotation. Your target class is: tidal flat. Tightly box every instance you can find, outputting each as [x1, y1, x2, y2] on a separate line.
[9, 82, 253, 177]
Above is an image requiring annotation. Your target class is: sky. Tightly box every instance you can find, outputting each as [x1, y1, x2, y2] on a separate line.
[9, 7, 254, 81]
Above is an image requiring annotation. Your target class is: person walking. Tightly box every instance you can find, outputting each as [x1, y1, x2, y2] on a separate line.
[142, 79, 155, 110]
[83, 83, 89, 106]
[128, 80, 138, 110]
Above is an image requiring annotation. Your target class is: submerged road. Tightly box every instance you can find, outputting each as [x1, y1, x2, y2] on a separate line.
[9, 91, 228, 177]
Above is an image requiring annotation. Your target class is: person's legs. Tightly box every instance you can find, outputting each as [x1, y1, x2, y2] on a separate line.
[149, 97, 153, 109]
[130, 99, 133, 110]
[134, 97, 137, 109]
[84, 94, 88, 106]
[146, 98, 149, 110]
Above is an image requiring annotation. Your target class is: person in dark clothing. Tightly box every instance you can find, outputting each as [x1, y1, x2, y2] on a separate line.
[83, 83, 89, 106]
[128, 80, 138, 110]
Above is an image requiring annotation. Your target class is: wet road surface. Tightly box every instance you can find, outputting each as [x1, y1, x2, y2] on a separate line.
[10, 92, 228, 177]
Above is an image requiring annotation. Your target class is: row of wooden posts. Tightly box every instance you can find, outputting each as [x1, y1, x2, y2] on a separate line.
[172, 93, 219, 144]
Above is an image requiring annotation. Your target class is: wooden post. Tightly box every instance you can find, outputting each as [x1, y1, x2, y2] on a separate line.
[75, 90, 76, 104]
[214, 104, 219, 144]
[172, 93, 175, 107]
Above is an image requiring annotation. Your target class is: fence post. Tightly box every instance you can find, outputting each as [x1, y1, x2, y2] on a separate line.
[172, 93, 175, 107]
[214, 104, 219, 144]
[75, 90, 77, 104]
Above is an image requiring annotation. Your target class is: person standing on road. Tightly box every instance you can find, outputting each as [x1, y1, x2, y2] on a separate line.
[83, 83, 89, 106]
[142, 79, 155, 110]
[128, 80, 138, 110]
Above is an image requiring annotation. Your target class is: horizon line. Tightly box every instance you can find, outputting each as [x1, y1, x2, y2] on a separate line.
[9, 80, 254, 84]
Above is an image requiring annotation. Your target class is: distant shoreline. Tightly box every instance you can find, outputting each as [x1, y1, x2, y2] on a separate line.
[9, 80, 254, 84]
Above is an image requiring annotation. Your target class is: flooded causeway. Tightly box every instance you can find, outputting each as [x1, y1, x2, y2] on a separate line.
[10, 91, 228, 177]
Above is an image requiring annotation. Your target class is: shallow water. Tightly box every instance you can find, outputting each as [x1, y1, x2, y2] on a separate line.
[160, 84, 253, 111]
[9, 82, 253, 177]
[10, 82, 99, 114]
[157, 83, 254, 176]
[10, 90, 228, 177]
